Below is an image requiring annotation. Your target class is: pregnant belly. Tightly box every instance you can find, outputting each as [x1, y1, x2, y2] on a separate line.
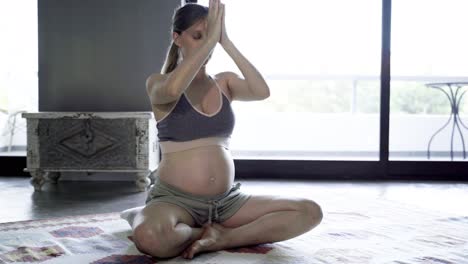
[156, 145, 235, 196]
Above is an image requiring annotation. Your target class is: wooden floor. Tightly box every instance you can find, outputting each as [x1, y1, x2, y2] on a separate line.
[1, 176, 467, 223]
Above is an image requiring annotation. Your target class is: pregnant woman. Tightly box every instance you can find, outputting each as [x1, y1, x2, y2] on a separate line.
[121, 0, 323, 259]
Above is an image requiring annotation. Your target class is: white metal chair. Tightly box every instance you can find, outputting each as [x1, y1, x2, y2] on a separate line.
[0, 108, 27, 152]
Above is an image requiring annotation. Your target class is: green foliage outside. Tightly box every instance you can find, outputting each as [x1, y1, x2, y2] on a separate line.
[241, 79, 466, 115]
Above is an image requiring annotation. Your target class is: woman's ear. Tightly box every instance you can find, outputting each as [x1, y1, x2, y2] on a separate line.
[172, 32, 181, 47]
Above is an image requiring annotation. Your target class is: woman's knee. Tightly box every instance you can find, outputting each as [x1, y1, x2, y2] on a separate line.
[133, 222, 179, 258]
[299, 199, 323, 228]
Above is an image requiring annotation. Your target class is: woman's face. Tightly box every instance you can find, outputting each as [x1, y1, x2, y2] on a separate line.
[173, 18, 212, 64]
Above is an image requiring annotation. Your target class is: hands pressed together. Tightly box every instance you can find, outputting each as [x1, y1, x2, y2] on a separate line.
[206, 0, 230, 47]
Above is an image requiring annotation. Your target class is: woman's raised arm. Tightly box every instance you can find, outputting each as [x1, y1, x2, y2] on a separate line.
[146, 0, 224, 105]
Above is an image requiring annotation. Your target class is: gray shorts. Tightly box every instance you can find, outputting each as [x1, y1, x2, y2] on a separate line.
[146, 177, 251, 227]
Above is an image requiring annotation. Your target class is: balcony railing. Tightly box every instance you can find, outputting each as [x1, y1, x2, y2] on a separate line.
[1, 75, 467, 161]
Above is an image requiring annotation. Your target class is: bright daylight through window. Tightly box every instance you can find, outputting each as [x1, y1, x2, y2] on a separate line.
[0, 0, 38, 156]
[198, 0, 381, 160]
[390, 0, 468, 161]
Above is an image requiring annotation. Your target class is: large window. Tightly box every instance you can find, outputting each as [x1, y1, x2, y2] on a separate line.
[390, 0, 468, 161]
[198, 0, 382, 160]
[0, 0, 38, 156]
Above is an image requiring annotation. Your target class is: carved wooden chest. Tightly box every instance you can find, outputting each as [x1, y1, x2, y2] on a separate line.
[21, 112, 158, 191]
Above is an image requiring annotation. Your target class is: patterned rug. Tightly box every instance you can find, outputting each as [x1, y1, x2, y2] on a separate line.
[0, 196, 467, 264]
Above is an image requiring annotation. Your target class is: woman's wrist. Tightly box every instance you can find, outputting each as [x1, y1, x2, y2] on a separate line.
[205, 35, 219, 47]
[221, 39, 234, 51]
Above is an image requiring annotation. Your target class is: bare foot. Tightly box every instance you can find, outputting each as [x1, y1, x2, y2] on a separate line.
[120, 206, 144, 227]
[181, 223, 231, 259]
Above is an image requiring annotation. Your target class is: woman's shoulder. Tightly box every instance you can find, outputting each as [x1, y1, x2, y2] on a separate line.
[145, 73, 176, 120]
[213, 72, 235, 101]
[213, 71, 237, 81]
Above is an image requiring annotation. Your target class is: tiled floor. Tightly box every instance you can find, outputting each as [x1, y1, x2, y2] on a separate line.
[1, 176, 467, 223]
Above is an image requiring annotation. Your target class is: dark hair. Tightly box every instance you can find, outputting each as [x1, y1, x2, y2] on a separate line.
[161, 3, 209, 74]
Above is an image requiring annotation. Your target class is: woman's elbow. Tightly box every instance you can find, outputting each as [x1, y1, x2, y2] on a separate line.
[261, 87, 270, 100]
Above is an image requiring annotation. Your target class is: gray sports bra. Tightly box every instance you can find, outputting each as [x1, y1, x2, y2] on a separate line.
[156, 77, 235, 142]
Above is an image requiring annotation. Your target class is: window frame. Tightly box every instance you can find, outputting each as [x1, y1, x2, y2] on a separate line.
[2, 0, 468, 180]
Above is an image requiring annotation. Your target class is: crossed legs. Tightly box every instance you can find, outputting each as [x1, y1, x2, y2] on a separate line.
[121, 202, 203, 258]
[122, 194, 323, 259]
